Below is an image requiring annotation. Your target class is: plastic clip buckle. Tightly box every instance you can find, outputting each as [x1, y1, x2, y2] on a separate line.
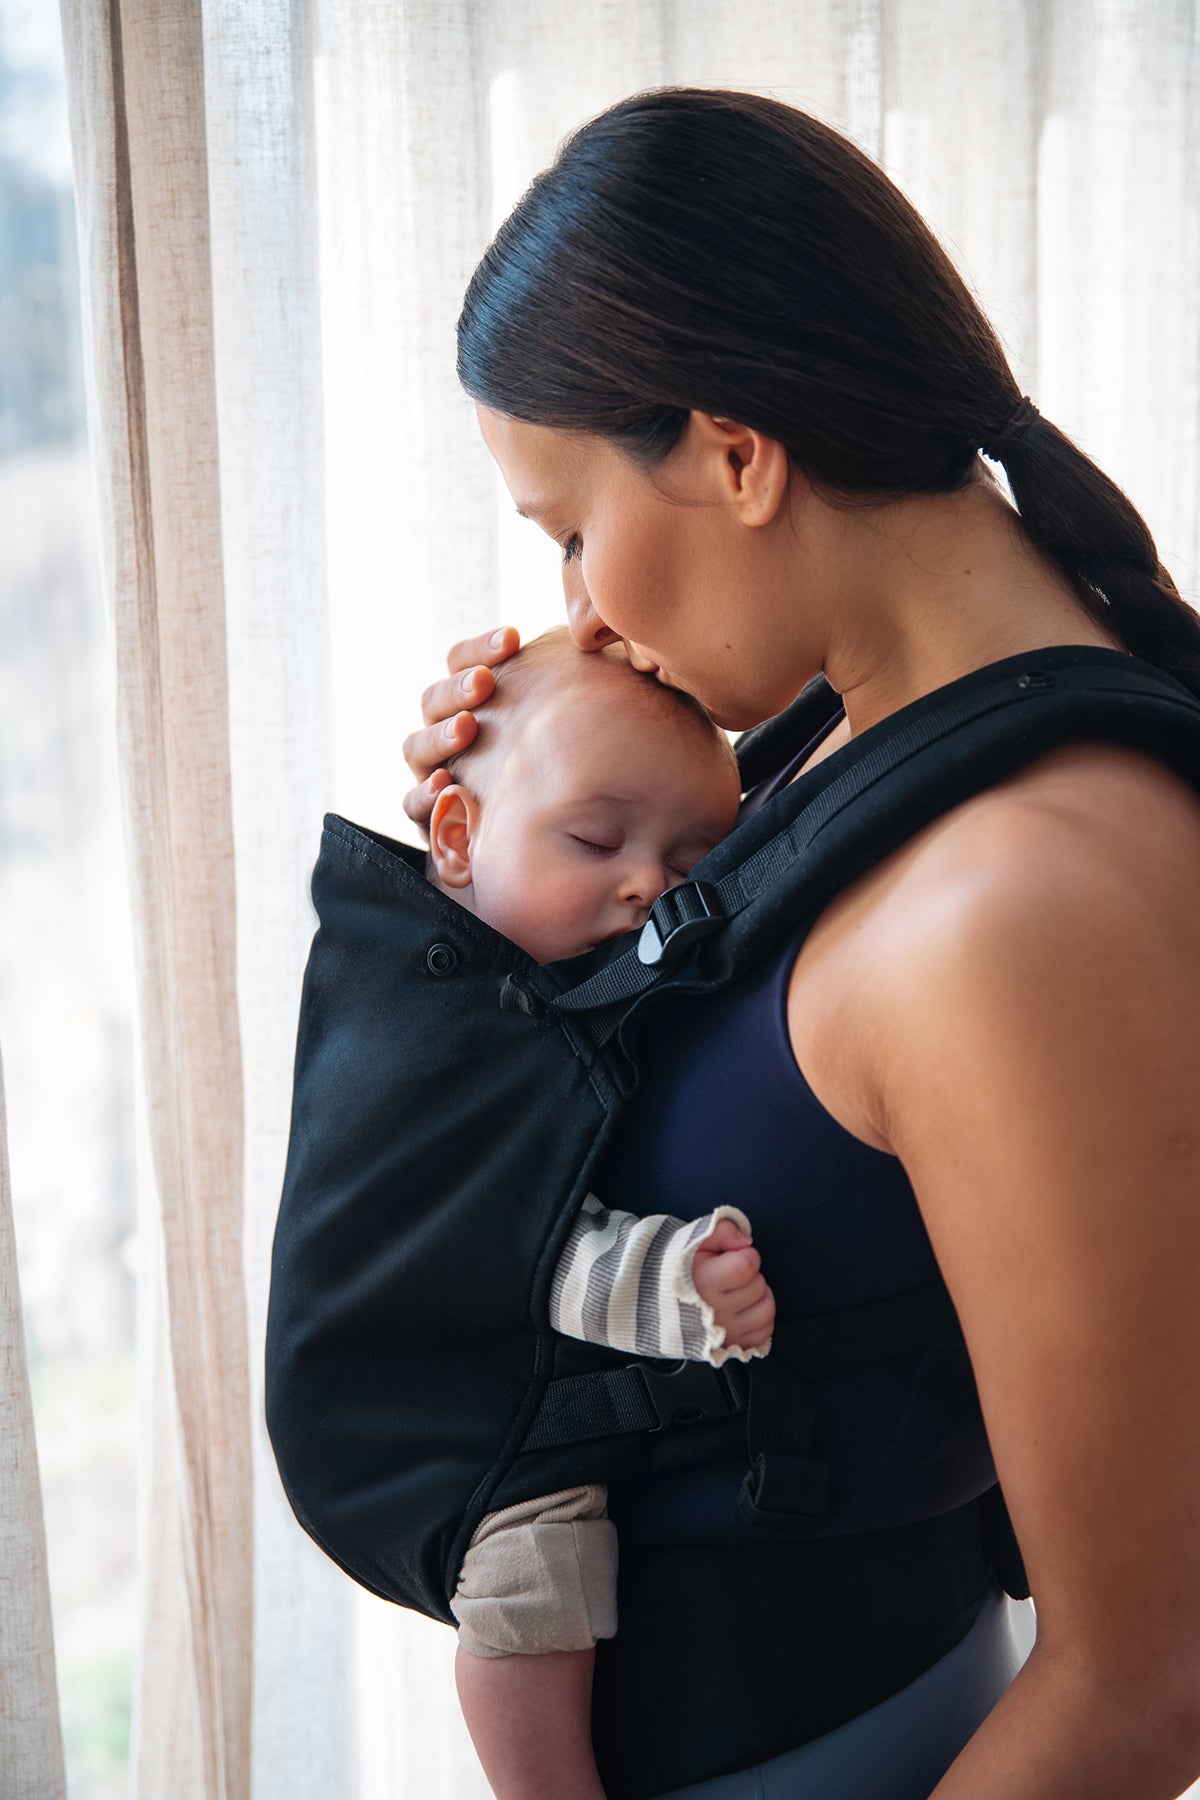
[638, 1359, 746, 1431]
[637, 880, 725, 966]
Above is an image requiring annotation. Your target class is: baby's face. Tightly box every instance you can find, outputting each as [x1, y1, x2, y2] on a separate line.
[464, 680, 741, 963]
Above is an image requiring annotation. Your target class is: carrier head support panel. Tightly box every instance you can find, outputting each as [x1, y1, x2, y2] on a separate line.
[265, 645, 1200, 1625]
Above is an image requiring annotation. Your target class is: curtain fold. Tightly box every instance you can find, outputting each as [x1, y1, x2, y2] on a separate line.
[53, 1, 1200, 1795]
[60, 3, 252, 1795]
[0, 1044, 67, 1800]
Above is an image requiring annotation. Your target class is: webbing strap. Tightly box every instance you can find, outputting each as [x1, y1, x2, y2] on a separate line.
[549, 660, 1189, 1020]
[521, 1281, 962, 1457]
[518, 1358, 745, 1454]
[738, 1358, 830, 1529]
[737, 1280, 962, 1529]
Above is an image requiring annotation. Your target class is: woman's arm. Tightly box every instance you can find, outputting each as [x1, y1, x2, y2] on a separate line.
[860, 748, 1200, 1797]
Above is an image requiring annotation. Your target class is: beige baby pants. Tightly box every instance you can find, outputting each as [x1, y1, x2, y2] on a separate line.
[450, 1483, 618, 1658]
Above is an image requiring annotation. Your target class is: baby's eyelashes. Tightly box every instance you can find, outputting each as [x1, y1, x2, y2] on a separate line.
[568, 835, 620, 856]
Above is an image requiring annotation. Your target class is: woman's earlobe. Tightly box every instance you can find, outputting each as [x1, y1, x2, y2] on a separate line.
[429, 786, 476, 890]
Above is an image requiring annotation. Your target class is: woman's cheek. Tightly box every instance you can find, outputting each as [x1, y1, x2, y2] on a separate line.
[586, 526, 665, 651]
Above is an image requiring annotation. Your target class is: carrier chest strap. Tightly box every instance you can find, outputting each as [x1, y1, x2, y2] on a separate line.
[519, 1279, 961, 1457]
[519, 1357, 746, 1453]
[548, 659, 1193, 1026]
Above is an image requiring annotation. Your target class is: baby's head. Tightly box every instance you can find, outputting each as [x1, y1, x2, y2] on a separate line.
[427, 627, 741, 962]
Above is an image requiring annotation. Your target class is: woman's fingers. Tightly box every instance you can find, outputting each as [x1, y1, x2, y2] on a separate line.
[402, 627, 520, 833]
[402, 707, 480, 786]
[447, 624, 519, 681]
[402, 766, 454, 831]
[421, 626, 519, 725]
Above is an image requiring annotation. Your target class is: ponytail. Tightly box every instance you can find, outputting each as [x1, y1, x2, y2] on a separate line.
[989, 405, 1200, 700]
[459, 89, 1200, 701]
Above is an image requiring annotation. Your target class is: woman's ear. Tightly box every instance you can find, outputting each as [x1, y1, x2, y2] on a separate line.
[688, 412, 791, 528]
[429, 785, 480, 890]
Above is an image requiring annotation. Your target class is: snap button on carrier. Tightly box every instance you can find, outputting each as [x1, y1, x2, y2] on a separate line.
[425, 943, 458, 975]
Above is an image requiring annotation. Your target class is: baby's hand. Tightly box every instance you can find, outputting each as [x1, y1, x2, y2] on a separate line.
[692, 1218, 776, 1352]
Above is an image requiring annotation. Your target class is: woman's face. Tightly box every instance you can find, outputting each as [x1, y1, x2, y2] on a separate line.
[475, 405, 824, 730]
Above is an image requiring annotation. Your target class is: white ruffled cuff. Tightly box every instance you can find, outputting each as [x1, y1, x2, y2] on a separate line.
[666, 1204, 773, 1367]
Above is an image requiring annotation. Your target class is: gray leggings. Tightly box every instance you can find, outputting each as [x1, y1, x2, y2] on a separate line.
[653, 1586, 1036, 1799]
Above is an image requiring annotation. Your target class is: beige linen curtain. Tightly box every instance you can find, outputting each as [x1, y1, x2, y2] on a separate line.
[45, 0, 1200, 1796]
[0, 1045, 67, 1800]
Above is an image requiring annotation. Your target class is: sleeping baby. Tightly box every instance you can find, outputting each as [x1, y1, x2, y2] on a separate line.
[424, 626, 775, 1800]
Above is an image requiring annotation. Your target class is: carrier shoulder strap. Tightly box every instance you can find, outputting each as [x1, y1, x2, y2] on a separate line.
[549, 649, 1200, 1034]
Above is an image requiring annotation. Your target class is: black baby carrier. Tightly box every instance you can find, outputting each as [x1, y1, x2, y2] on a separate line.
[266, 644, 1200, 1796]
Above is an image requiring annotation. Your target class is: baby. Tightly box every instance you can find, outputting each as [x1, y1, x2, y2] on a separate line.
[425, 627, 776, 1800]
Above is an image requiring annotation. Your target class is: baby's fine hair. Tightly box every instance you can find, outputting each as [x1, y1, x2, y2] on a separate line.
[444, 624, 736, 796]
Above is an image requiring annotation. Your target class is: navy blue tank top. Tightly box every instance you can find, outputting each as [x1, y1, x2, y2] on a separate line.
[595, 707, 996, 1547]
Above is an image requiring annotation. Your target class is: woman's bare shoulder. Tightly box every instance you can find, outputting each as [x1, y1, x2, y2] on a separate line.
[787, 738, 1200, 1152]
[869, 738, 1200, 965]
[863, 739, 1200, 1094]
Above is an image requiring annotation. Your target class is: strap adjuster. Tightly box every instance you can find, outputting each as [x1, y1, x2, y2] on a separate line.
[637, 1358, 746, 1431]
[737, 1452, 831, 1530]
[637, 880, 725, 966]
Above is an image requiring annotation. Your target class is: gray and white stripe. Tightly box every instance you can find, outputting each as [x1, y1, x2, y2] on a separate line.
[549, 1193, 766, 1365]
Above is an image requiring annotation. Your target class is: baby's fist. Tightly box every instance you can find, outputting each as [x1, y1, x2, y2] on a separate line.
[692, 1219, 776, 1352]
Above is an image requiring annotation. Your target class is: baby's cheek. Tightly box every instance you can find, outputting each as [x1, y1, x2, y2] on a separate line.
[474, 855, 600, 962]
[517, 866, 604, 959]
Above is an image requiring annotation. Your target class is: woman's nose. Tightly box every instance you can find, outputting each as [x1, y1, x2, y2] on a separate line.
[564, 580, 622, 653]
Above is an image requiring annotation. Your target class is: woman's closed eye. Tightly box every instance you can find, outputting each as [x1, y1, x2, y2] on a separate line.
[561, 534, 582, 567]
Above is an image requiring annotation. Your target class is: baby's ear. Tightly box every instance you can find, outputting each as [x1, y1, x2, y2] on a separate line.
[428, 785, 478, 890]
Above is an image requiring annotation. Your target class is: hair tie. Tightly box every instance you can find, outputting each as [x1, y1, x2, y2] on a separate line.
[982, 395, 1040, 459]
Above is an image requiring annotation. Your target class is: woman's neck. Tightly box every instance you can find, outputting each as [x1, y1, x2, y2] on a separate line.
[813, 474, 1125, 737]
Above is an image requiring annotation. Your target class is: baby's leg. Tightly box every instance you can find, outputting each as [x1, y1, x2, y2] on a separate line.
[455, 1642, 605, 1800]
[451, 1484, 616, 1800]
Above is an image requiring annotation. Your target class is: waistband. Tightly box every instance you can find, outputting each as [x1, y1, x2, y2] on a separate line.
[593, 1495, 994, 1800]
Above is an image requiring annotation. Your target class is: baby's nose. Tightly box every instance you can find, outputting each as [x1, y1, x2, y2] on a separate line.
[618, 859, 672, 907]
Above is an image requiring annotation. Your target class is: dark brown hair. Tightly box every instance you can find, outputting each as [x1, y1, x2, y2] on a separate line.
[458, 88, 1200, 697]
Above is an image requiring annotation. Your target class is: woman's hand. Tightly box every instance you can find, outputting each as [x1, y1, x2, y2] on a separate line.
[402, 626, 520, 835]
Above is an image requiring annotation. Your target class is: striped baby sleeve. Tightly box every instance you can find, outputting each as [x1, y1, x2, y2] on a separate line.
[549, 1195, 772, 1366]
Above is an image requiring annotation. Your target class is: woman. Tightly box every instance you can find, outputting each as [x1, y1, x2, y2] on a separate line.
[404, 90, 1200, 1798]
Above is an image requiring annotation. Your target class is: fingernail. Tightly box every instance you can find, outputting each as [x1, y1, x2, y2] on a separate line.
[459, 671, 476, 695]
[443, 719, 458, 741]
[489, 628, 508, 648]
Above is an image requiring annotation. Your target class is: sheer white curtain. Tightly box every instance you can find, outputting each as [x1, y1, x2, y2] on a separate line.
[50, 1, 1200, 1796]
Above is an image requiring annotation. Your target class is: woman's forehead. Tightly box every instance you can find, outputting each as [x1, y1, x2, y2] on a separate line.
[475, 403, 603, 514]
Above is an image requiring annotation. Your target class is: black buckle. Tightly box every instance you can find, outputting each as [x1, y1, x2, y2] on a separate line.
[637, 1358, 747, 1431]
[637, 880, 725, 966]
